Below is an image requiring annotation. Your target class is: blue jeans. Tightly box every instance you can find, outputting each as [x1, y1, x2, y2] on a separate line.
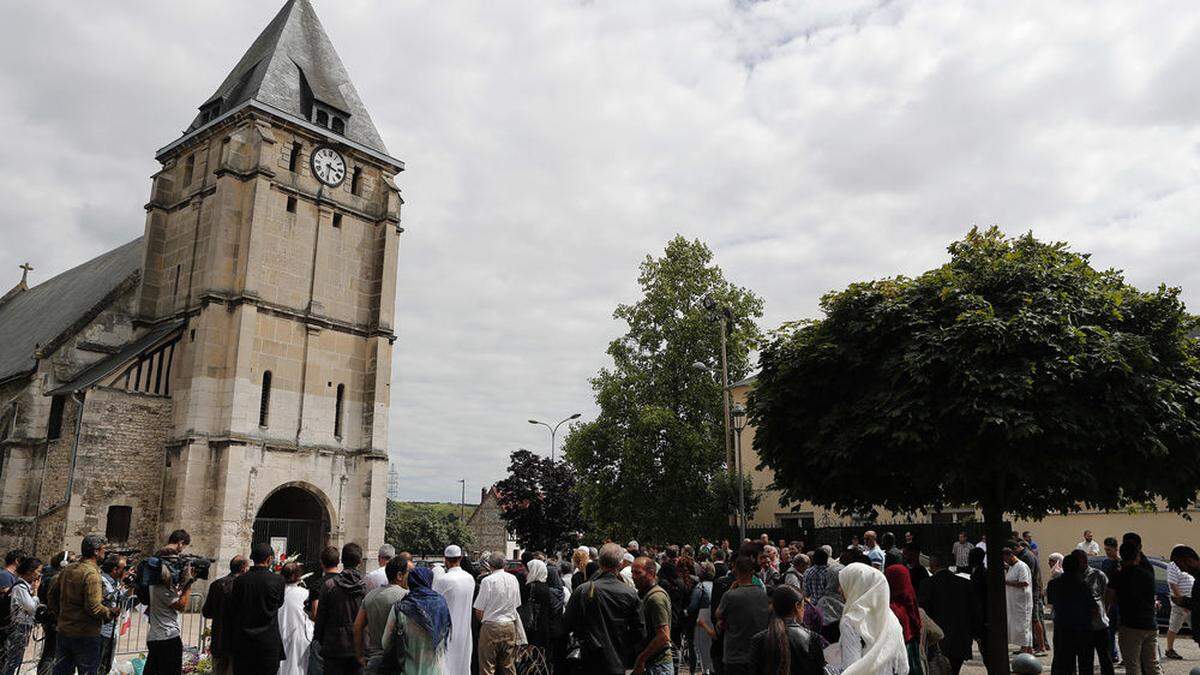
[52, 634, 102, 675]
[647, 661, 675, 675]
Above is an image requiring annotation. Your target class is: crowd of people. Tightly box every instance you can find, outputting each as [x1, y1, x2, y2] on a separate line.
[0, 527, 1193, 675]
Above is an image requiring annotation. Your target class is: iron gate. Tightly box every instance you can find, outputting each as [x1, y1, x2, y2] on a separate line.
[251, 516, 328, 574]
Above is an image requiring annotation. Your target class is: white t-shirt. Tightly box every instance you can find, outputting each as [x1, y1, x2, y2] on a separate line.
[1076, 540, 1102, 556]
[364, 566, 389, 592]
[1168, 562, 1195, 598]
[473, 570, 521, 624]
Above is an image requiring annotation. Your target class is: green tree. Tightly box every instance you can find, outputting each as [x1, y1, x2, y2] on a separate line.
[495, 449, 588, 553]
[385, 501, 474, 555]
[751, 227, 1200, 674]
[563, 235, 764, 543]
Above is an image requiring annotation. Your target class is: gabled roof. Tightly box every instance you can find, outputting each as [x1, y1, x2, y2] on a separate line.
[0, 238, 144, 384]
[183, 0, 388, 156]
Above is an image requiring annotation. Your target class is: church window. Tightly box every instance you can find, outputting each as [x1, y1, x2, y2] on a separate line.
[350, 167, 362, 196]
[332, 214, 342, 228]
[182, 154, 195, 187]
[259, 371, 272, 427]
[289, 142, 302, 172]
[286, 196, 297, 213]
[334, 384, 345, 439]
[46, 395, 66, 441]
[105, 506, 132, 543]
[331, 117, 345, 134]
[172, 265, 181, 300]
[316, 109, 329, 127]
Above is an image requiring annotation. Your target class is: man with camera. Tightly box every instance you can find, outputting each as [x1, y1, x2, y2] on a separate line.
[45, 534, 119, 675]
[99, 553, 133, 675]
[144, 529, 198, 675]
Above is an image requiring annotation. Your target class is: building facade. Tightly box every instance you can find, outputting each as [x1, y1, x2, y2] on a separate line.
[467, 487, 519, 559]
[0, 0, 402, 568]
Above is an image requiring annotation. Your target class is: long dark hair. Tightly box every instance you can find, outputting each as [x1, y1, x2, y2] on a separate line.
[765, 584, 802, 675]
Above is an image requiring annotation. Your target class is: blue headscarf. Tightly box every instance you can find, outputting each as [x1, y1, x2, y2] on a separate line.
[398, 566, 451, 650]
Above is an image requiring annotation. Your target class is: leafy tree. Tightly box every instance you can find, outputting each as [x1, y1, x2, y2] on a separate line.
[751, 227, 1200, 674]
[564, 235, 764, 543]
[704, 470, 763, 538]
[494, 449, 588, 553]
[385, 501, 474, 555]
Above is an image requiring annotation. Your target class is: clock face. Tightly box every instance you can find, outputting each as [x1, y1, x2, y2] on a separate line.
[311, 147, 346, 187]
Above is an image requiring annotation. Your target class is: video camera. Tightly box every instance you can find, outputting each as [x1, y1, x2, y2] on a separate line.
[158, 553, 215, 582]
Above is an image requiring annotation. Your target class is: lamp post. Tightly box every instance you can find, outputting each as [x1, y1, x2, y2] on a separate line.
[528, 413, 581, 462]
[731, 403, 748, 542]
[702, 297, 735, 470]
[458, 479, 466, 521]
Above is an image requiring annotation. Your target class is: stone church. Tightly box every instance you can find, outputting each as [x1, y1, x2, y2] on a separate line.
[0, 0, 402, 569]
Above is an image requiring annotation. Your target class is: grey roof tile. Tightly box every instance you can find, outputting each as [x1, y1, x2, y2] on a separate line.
[186, 0, 388, 155]
[0, 238, 144, 383]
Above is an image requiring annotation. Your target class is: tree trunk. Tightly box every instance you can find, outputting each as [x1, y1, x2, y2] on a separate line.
[983, 504, 1010, 674]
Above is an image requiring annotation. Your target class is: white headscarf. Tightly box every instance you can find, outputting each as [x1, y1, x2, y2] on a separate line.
[838, 563, 908, 675]
[526, 559, 548, 585]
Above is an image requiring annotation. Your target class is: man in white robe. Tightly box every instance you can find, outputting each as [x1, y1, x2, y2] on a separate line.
[1003, 547, 1033, 651]
[433, 544, 477, 675]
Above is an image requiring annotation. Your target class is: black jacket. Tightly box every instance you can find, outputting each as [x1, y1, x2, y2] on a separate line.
[749, 619, 826, 675]
[918, 569, 973, 660]
[201, 573, 238, 658]
[314, 569, 366, 658]
[226, 567, 286, 663]
[564, 570, 644, 675]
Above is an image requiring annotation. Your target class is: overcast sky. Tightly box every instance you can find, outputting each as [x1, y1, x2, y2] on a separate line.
[4, 1, 1200, 503]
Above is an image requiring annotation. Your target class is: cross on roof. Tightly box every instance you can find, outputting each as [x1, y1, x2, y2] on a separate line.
[18, 262, 32, 285]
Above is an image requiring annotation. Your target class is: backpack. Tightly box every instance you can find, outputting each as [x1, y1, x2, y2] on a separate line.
[134, 557, 162, 607]
[0, 580, 19, 630]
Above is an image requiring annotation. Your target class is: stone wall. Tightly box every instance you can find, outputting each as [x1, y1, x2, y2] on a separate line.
[60, 387, 172, 556]
[468, 489, 511, 556]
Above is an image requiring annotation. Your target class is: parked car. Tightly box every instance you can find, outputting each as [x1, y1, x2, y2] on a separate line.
[1087, 555, 1172, 630]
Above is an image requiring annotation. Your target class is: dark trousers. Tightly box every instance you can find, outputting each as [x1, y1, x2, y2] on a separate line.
[36, 626, 56, 675]
[98, 633, 117, 675]
[1051, 627, 1092, 675]
[51, 634, 102, 675]
[325, 656, 363, 675]
[1091, 629, 1116, 675]
[723, 663, 754, 675]
[2, 624, 32, 675]
[144, 636, 183, 675]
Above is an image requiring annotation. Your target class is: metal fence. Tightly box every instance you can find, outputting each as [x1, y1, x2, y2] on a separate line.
[16, 593, 208, 673]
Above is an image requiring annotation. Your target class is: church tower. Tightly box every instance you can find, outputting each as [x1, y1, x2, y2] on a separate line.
[137, 0, 401, 563]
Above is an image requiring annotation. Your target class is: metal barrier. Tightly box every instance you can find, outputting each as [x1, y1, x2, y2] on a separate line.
[17, 593, 207, 673]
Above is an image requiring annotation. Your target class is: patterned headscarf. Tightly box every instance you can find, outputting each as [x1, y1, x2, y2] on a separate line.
[398, 566, 451, 651]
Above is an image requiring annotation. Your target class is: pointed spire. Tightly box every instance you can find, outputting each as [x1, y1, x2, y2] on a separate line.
[185, 0, 388, 155]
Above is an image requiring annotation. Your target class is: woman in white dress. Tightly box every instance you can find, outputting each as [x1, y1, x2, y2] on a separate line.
[277, 562, 314, 675]
[834, 562, 909, 675]
[1002, 547, 1032, 651]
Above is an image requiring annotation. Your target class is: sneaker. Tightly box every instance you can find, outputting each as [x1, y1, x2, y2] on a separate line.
[1165, 649, 1184, 660]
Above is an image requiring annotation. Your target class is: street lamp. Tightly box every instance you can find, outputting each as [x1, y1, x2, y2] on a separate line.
[731, 403, 748, 542]
[528, 413, 581, 462]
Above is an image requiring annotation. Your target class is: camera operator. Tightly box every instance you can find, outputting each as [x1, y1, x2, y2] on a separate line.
[144, 529, 196, 675]
[99, 553, 133, 675]
[45, 535, 118, 675]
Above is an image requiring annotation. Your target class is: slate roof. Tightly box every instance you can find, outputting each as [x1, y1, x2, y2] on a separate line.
[0, 238, 144, 384]
[184, 0, 389, 156]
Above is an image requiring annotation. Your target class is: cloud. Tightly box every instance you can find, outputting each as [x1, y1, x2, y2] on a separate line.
[3, 0, 1200, 501]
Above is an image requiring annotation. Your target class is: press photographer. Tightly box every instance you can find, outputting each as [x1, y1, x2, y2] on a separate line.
[99, 550, 136, 674]
[143, 529, 198, 675]
[45, 535, 118, 673]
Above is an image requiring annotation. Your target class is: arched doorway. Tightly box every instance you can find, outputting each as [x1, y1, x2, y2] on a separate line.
[251, 484, 331, 574]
